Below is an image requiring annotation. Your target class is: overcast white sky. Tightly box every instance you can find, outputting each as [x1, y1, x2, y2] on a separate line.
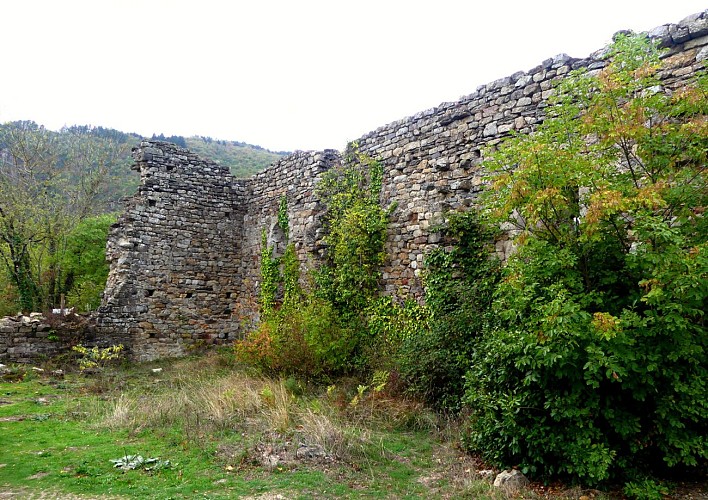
[0, 1, 705, 152]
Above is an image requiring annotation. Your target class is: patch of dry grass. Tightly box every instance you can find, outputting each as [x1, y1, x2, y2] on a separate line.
[100, 370, 268, 434]
[93, 355, 399, 463]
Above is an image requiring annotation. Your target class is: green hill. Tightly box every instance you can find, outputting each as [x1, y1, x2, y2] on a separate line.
[182, 136, 287, 178]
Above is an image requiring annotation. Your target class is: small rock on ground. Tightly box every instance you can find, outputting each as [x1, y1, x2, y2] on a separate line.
[494, 469, 530, 491]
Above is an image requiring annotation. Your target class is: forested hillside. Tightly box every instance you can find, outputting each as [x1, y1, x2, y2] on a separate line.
[0, 126, 288, 213]
[183, 136, 287, 178]
[149, 134, 287, 178]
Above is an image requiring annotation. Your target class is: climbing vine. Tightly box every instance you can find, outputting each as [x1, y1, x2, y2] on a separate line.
[398, 211, 500, 410]
[315, 143, 393, 318]
[259, 229, 279, 317]
[240, 145, 396, 378]
[277, 195, 289, 236]
[281, 242, 300, 304]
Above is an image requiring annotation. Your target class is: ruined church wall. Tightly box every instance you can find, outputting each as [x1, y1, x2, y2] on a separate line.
[238, 11, 708, 300]
[96, 143, 247, 361]
[233, 150, 340, 323]
[97, 12, 707, 360]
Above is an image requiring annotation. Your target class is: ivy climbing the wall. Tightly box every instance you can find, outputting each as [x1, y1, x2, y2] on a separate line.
[277, 194, 289, 236]
[259, 229, 280, 317]
[237, 147, 395, 378]
[314, 143, 392, 319]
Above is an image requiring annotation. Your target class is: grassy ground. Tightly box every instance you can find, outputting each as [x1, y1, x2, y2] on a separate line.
[0, 352, 510, 499]
[0, 351, 659, 499]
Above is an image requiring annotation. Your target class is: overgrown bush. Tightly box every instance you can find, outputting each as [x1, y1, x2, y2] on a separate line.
[236, 293, 357, 379]
[365, 296, 427, 372]
[463, 34, 707, 484]
[0, 213, 115, 315]
[397, 211, 499, 411]
[236, 147, 394, 379]
[73, 344, 124, 372]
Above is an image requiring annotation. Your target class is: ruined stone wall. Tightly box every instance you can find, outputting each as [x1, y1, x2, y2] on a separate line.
[0, 314, 96, 364]
[354, 12, 708, 298]
[97, 11, 707, 360]
[229, 11, 708, 301]
[234, 150, 340, 323]
[97, 143, 248, 361]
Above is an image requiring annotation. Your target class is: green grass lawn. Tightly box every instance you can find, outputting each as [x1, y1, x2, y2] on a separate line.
[0, 356, 513, 499]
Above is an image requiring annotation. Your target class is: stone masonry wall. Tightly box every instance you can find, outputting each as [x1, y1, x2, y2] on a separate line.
[97, 143, 248, 361]
[234, 150, 340, 324]
[0, 314, 97, 364]
[97, 11, 707, 360]
[229, 11, 708, 301]
[355, 12, 708, 298]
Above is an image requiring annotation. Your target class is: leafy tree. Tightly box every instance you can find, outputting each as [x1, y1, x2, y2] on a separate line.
[464, 34, 707, 483]
[62, 125, 141, 213]
[62, 213, 117, 312]
[0, 121, 126, 311]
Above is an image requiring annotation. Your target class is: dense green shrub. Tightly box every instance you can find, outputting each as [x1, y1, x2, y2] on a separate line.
[365, 295, 428, 372]
[463, 34, 707, 484]
[397, 211, 499, 411]
[0, 212, 117, 315]
[236, 293, 355, 379]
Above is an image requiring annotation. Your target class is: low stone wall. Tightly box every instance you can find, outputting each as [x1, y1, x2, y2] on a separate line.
[0, 314, 87, 364]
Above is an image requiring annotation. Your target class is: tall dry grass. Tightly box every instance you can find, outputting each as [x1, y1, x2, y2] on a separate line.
[100, 370, 271, 434]
[93, 353, 436, 462]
